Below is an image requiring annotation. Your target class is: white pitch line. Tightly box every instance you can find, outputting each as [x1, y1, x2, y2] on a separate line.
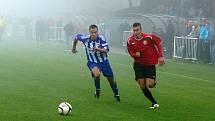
[112, 62, 215, 84]
[70, 53, 214, 84]
[158, 71, 214, 83]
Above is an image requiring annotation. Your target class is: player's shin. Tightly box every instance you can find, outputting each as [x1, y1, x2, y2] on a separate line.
[94, 76, 101, 91]
[107, 77, 119, 96]
[94, 76, 101, 99]
[141, 87, 157, 104]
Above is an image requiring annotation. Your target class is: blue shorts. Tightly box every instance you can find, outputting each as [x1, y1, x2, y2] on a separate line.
[87, 60, 114, 77]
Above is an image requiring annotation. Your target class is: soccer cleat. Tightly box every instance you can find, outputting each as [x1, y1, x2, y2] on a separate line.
[149, 103, 159, 109]
[114, 95, 120, 102]
[94, 90, 101, 99]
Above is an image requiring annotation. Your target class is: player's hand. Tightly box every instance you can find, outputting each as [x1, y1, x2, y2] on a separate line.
[158, 57, 165, 66]
[93, 47, 100, 52]
[71, 49, 77, 53]
[136, 52, 141, 57]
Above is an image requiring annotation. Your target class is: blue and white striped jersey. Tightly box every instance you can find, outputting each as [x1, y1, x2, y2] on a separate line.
[75, 34, 109, 63]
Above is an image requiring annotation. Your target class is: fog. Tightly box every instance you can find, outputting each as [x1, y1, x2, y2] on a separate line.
[0, 0, 140, 16]
[0, 1, 214, 120]
[0, 0, 214, 63]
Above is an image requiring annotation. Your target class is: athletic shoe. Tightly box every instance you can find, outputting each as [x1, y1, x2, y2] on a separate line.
[114, 95, 120, 102]
[94, 90, 100, 99]
[149, 103, 159, 109]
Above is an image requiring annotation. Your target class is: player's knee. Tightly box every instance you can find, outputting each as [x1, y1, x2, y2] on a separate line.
[146, 80, 156, 88]
[137, 79, 146, 89]
[92, 71, 100, 78]
[147, 82, 156, 88]
[148, 84, 155, 88]
[139, 83, 146, 89]
[91, 67, 100, 76]
[93, 73, 100, 78]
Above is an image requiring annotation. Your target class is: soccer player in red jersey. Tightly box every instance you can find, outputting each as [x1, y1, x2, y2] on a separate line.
[127, 22, 164, 108]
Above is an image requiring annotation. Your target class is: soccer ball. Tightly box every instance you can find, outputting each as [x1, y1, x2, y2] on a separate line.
[58, 102, 72, 115]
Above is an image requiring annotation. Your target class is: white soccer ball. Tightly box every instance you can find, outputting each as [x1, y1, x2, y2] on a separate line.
[58, 102, 72, 115]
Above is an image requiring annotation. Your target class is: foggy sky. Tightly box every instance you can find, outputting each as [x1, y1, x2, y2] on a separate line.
[0, 0, 140, 16]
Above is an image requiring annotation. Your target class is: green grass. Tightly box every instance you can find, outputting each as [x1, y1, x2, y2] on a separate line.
[0, 38, 215, 121]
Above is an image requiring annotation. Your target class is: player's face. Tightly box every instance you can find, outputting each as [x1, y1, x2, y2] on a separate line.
[89, 28, 98, 40]
[133, 26, 142, 38]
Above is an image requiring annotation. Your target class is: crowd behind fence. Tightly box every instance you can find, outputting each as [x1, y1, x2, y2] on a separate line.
[1, 15, 215, 64]
[174, 36, 215, 64]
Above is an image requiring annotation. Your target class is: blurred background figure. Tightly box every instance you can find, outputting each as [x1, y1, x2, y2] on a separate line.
[165, 19, 175, 59]
[64, 21, 74, 51]
[119, 20, 130, 44]
[0, 16, 6, 41]
[56, 17, 63, 41]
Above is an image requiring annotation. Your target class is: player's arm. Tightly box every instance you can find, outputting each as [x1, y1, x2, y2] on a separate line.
[127, 39, 140, 58]
[71, 34, 86, 53]
[71, 38, 78, 53]
[94, 36, 109, 53]
[94, 47, 108, 53]
[151, 35, 165, 66]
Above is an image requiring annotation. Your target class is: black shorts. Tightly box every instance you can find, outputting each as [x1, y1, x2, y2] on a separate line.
[133, 62, 156, 80]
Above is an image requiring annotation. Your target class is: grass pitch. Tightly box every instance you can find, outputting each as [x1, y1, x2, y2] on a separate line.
[0, 38, 215, 121]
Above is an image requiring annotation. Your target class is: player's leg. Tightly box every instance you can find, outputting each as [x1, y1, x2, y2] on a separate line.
[145, 65, 156, 88]
[106, 76, 120, 101]
[145, 78, 159, 108]
[145, 65, 159, 108]
[88, 62, 101, 99]
[91, 67, 101, 99]
[137, 78, 146, 89]
[138, 78, 157, 106]
[134, 63, 158, 108]
[146, 78, 156, 88]
[100, 61, 120, 101]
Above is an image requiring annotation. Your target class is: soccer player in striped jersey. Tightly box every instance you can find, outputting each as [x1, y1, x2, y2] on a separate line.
[71, 24, 120, 102]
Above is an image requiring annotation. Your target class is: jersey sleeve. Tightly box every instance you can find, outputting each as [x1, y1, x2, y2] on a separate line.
[151, 34, 163, 57]
[127, 37, 137, 58]
[75, 33, 88, 43]
[99, 35, 109, 51]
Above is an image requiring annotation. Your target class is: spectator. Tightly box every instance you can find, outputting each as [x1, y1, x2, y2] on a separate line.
[56, 17, 63, 40]
[184, 20, 193, 36]
[119, 21, 130, 43]
[165, 20, 175, 58]
[198, 22, 211, 62]
[189, 21, 200, 38]
[35, 17, 43, 41]
[64, 21, 74, 50]
[210, 33, 215, 64]
[209, 22, 215, 64]
[47, 17, 55, 40]
[98, 19, 105, 35]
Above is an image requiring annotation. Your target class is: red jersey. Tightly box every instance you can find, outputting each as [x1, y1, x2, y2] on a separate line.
[127, 32, 163, 65]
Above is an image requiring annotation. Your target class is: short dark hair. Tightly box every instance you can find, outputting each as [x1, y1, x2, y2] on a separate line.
[133, 22, 142, 29]
[89, 24, 98, 31]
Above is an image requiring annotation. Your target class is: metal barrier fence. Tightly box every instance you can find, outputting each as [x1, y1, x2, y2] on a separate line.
[122, 31, 132, 52]
[174, 36, 198, 60]
[48, 27, 64, 41]
[122, 31, 132, 47]
[16, 25, 26, 37]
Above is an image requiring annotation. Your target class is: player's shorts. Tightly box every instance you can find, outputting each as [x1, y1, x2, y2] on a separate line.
[87, 60, 114, 77]
[133, 62, 156, 81]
